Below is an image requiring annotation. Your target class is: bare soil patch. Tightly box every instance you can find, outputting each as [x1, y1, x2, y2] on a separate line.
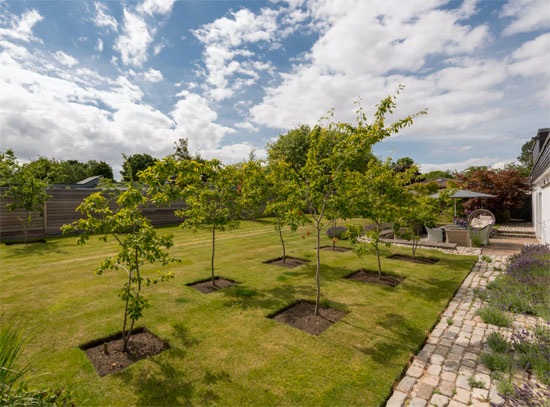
[387, 254, 439, 264]
[268, 300, 347, 335]
[319, 246, 353, 252]
[4, 239, 47, 246]
[263, 256, 310, 268]
[344, 269, 405, 287]
[186, 276, 240, 294]
[80, 327, 169, 376]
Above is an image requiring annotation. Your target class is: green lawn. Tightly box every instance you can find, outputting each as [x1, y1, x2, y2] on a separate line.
[0, 219, 477, 406]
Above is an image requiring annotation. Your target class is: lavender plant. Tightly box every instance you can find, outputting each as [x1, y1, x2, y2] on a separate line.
[492, 382, 550, 407]
[481, 245, 550, 320]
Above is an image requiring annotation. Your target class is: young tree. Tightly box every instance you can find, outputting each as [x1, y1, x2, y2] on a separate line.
[0, 151, 49, 243]
[142, 158, 243, 287]
[396, 189, 451, 258]
[61, 185, 177, 351]
[297, 90, 425, 314]
[344, 159, 415, 278]
[241, 160, 305, 263]
[179, 160, 242, 286]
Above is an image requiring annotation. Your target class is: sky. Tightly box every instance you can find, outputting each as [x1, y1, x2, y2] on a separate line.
[0, 0, 548, 178]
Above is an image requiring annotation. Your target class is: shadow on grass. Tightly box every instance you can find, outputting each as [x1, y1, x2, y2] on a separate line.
[3, 239, 67, 258]
[353, 312, 426, 364]
[118, 323, 229, 406]
[221, 283, 315, 312]
[401, 276, 464, 303]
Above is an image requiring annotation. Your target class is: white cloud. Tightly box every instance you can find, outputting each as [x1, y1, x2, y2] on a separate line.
[509, 33, 550, 78]
[234, 121, 259, 132]
[501, 0, 550, 36]
[170, 90, 235, 151]
[249, 1, 505, 137]
[138, 0, 175, 16]
[0, 9, 43, 42]
[143, 67, 163, 82]
[420, 157, 510, 173]
[153, 43, 164, 55]
[92, 2, 118, 32]
[114, 9, 153, 67]
[53, 50, 78, 67]
[96, 38, 103, 52]
[199, 143, 266, 164]
[0, 32, 237, 177]
[192, 7, 295, 101]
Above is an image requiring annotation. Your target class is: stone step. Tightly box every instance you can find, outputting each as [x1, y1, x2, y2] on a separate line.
[495, 231, 536, 238]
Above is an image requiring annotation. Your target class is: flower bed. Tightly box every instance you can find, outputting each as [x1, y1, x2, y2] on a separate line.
[478, 245, 550, 321]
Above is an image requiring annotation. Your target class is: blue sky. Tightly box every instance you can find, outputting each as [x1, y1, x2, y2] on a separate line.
[0, 0, 548, 178]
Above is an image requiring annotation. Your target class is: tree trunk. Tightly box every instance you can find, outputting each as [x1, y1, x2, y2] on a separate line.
[331, 219, 336, 250]
[24, 208, 29, 244]
[375, 223, 382, 279]
[122, 271, 132, 352]
[211, 225, 216, 287]
[314, 223, 321, 316]
[277, 216, 286, 263]
[126, 250, 140, 350]
[412, 237, 417, 259]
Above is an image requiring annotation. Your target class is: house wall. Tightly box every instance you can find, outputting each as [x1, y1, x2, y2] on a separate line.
[532, 166, 550, 244]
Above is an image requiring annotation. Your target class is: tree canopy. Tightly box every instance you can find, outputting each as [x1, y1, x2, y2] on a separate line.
[12, 156, 114, 184]
[455, 168, 530, 221]
[121, 153, 157, 182]
[61, 185, 177, 351]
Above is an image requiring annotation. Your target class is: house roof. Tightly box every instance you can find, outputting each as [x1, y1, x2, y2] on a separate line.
[76, 175, 102, 185]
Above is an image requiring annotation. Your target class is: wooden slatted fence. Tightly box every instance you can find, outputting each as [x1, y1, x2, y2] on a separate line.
[0, 188, 186, 241]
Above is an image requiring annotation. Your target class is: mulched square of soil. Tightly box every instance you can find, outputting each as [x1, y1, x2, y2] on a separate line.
[268, 300, 347, 335]
[263, 256, 310, 268]
[186, 277, 240, 294]
[387, 254, 439, 264]
[319, 246, 353, 252]
[344, 269, 405, 287]
[4, 239, 46, 246]
[80, 327, 169, 376]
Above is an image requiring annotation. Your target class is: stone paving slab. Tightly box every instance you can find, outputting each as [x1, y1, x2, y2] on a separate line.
[385, 254, 548, 407]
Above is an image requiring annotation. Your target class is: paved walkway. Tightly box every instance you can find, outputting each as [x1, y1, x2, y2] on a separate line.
[385, 255, 548, 407]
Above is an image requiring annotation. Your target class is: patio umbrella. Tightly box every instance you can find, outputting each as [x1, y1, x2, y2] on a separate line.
[429, 189, 496, 217]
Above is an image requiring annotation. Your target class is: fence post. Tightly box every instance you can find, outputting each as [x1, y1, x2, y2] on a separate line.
[43, 200, 47, 238]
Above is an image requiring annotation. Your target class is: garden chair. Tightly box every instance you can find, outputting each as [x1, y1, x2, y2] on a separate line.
[468, 209, 495, 246]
